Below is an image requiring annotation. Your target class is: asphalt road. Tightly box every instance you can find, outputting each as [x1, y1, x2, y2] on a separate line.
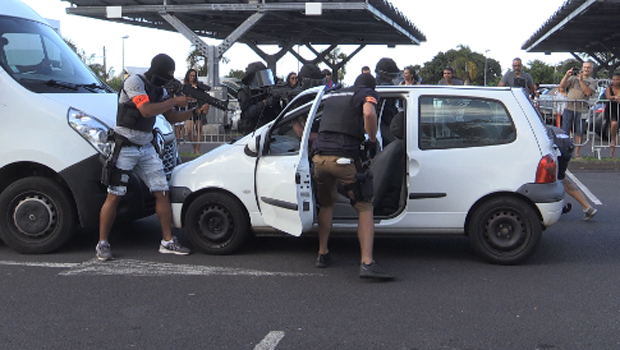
[1, 170, 619, 350]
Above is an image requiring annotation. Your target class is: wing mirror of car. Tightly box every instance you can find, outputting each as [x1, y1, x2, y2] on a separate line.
[244, 134, 261, 157]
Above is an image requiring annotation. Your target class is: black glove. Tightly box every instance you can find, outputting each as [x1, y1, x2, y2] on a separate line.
[364, 140, 377, 159]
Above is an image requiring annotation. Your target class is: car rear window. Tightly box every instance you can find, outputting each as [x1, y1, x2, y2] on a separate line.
[419, 96, 516, 150]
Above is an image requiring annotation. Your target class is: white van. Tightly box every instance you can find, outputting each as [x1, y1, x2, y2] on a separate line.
[0, 0, 179, 253]
[169, 84, 565, 265]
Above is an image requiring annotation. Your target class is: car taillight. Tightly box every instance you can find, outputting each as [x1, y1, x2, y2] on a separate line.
[536, 154, 557, 183]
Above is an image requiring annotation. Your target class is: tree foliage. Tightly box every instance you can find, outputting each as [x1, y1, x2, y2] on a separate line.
[186, 46, 230, 77]
[418, 45, 501, 86]
[226, 69, 245, 80]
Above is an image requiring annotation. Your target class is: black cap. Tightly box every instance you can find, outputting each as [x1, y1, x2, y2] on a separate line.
[375, 57, 399, 74]
[354, 73, 377, 90]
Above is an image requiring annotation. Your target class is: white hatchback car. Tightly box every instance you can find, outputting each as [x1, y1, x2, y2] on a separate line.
[169, 85, 564, 265]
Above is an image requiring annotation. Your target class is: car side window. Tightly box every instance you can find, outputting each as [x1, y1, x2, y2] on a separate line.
[419, 96, 516, 150]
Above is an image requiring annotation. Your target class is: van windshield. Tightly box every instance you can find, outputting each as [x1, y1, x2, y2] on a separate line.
[0, 15, 109, 93]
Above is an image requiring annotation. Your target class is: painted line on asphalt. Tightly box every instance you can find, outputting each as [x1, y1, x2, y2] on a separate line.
[254, 331, 285, 350]
[0, 259, 321, 277]
[566, 170, 602, 205]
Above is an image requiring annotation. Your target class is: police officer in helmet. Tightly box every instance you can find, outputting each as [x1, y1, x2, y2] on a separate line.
[311, 72, 394, 280]
[237, 61, 281, 135]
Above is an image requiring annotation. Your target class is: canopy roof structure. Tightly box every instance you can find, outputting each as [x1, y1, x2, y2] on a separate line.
[522, 0, 620, 75]
[63, 0, 426, 84]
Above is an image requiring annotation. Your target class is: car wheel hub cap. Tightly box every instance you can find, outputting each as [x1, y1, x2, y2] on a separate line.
[13, 196, 55, 236]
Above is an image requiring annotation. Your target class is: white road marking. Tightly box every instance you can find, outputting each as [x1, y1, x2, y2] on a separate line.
[0, 259, 320, 277]
[254, 331, 285, 350]
[566, 170, 603, 205]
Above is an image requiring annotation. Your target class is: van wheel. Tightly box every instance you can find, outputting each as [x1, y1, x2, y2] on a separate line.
[468, 197, 542, 265]
[184, 192, 250, 255]
[0, 177, 76, 253]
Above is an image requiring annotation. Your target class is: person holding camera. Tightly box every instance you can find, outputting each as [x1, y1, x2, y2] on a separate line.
[311, 73, 394, 281]
[559, 61, 596, 158]
[96, 54, 210, 261]
[498, 58, 536, 96]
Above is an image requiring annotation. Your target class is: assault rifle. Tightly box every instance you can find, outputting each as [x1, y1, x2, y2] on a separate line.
[165, 79, 231, 112]
[250, 82, 302, 107]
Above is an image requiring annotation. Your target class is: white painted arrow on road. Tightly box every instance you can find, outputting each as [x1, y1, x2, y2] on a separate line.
[0, 259, 321, 277]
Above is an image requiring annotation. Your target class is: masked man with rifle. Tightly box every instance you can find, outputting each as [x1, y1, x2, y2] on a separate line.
[96, 53, 210, 261]
[311, 73, 394, 281]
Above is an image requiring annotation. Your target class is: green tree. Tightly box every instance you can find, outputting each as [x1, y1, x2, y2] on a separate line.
[226, 69, 245, 80]
[64, 38, 114, 81]
[325, 47, 348, 82]
[186, 46, 230, 77]
[523, 59, 555, 85]
[419, 45, 501, 85]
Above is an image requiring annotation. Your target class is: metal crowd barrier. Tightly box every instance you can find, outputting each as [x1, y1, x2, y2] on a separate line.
[534, 97, 619, 159]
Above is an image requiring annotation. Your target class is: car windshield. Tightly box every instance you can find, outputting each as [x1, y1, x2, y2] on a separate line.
[0, 15, 108, 93]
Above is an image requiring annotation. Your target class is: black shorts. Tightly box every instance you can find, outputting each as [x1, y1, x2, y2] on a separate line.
[557, 157, 569, 180]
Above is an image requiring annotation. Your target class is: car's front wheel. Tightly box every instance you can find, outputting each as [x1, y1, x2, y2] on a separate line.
[468, 197, 542, 265]
[0, 177, 76, 253]
[184, 192, 250, 255]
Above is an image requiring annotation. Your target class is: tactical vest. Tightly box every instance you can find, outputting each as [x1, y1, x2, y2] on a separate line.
[318, 87, 366, 142]
[116, 75, 162, 132]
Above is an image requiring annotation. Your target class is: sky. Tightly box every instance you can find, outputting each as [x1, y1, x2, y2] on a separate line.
[20, 0, 573, 85]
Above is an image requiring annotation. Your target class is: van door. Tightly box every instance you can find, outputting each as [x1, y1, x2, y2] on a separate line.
[254, 88, 325, 235]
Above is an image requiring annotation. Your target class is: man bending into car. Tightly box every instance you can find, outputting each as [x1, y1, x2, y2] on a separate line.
[311, 73, 394, 281]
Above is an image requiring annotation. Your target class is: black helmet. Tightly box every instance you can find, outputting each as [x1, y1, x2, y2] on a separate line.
[298, 64, 325, 89]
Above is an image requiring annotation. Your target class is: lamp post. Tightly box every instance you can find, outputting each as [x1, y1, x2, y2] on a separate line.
[484, 49, 490, 86]
[121, 35, 129, 80]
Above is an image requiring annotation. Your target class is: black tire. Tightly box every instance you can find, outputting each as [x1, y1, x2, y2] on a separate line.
[0, 177, 77, 253]
[184, 192, 250, 255]
[467, 197, 542, 265]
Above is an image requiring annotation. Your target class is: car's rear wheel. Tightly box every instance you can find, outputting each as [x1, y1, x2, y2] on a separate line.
[0, 177, 76, 253]
[184, 192, 250, 255]
[468, 197, 542, 265]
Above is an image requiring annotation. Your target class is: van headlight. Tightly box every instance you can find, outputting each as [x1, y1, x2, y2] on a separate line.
[67, 108, 112, 157]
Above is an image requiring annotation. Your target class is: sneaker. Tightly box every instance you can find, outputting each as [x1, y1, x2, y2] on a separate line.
[315, 252, 332, 268]
[359, 261, 395, 281]
[159, 236, 191, 255]
[584, 207, 598, 221]
[95, 241, 113, 261]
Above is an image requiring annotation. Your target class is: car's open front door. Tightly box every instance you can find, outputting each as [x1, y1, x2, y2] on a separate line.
[254, 88, 325, 236]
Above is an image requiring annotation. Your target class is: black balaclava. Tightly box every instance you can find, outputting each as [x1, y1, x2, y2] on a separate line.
[145, 53, 175, 87]
[354, 73, 377, 90]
